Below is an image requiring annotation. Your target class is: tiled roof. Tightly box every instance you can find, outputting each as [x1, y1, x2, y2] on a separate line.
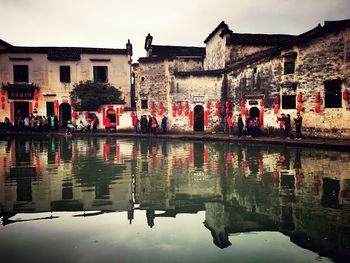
[229, 33, 297, 46]
[0, 45, 128, 61]
[150, 45, 205, 58]
[204, 21, 230, 43]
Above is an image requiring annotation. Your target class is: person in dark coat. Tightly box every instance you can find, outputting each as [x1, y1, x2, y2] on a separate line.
[161, 115, 168, 134]
[284, 114, 291, 139]
[237, 114, 244, 138]
[294, 112, 303, 140]
[147, 115, 152, 134]
[140, 115, 147, 133]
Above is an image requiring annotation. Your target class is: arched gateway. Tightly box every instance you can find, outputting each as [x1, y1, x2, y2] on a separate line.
[194, 105, 204, 132]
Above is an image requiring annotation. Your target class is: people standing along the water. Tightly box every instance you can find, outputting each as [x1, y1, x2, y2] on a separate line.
[284, 114, 291, 139]
[161, 115, 168, 134]
[92, 115, 99, 133]
[237, 114, 244, 138]
[147, 115, 152, 134]
[24, 116, 30, 132]
[140, 115, 147, 134]
[277, 113, 286, 138]
[253, 117, 260, 137]
[294, 112, 303, 140]
[151, 116, 158, 135]
[227, 114, 233, 137]
[245, 115, 254, 137]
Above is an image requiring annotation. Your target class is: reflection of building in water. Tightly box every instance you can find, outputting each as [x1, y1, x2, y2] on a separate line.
[0, 138, 132, 214]
[1, 138, 350, 260]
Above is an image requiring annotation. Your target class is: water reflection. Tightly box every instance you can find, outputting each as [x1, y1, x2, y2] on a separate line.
[0, 137, 350, 262]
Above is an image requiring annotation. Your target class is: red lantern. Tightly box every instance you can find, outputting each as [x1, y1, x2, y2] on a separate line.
[215, 102, 220, 108]
[1, 97, 4, 103]
[225, 101, 230, 108]
[343, 89, 349, 101]
[158, 102, 163, 109]
[34, 102, 38, 108]
[274, 104, 279, 114]
[241, 107, 246, 115]
[1, 103, 5, 110]
[172, 104, 176, 111]
[297, 92, 303, 103]
[177, 109, 182, 116]
[184, 109, 189, 116]
[34, 95, 39, 101]
[72, 111, 77, 118]
[240, 100, 245, 107]
[159, 109, 163, 116]
[150, 109, 155, 116]
[315, 93, 321, 103]
[1, 89, 5, 96]
[185, 101, 189, 109]
[97, 108, 101, 113]
[85, 111, 89, 118]
[150, 103, 155, 109]
[116, 108, 119, 114]
[259, 99, 265, 107]
[172, 111, 176, 118]
[215, 109, 220, 116]
[260, 110, 264, 128]
[34, 89, 39, 95]
[119, 107, 123, 114]
[245, 108, 249, 115]
[206, 101, 211, 109]
[225, 108, 230, 114]
[274, 95, 279, 105]
[178, 103, 182, 110]
[130, 111, 135, 117]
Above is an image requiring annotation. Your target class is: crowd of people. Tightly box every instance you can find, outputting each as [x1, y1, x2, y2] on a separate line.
[3, 110, 303, 139]
[132, 114, 168, 135]
[4, 113, 59, 133]
[226, 112, 303, 139]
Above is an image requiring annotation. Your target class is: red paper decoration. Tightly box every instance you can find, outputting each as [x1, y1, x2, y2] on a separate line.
[206, 101, 211, 109]
[119, 107, 124, 114]
[72, 111, 77, 118]
[34, 89, 39, 95]
[34, 102, 38, 108]
[34, 95, 39, 101]
[297, 92, 303, 103]
[343, 89, 349, 101]
[1, 103, 5, 110]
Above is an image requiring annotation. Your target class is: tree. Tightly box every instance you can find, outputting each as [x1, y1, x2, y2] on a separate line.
[70, 81, 124, 111]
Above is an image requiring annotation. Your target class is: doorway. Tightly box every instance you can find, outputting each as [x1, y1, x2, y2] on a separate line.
[249, 107, 260, 120]
[14, 102, 29, 119]
[194, 105, 204, 132]
[59, 103, 71, 127]
[46, 102, 54, 117]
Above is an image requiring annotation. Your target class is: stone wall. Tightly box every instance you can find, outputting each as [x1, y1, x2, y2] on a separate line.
[204, 30, 227, 70]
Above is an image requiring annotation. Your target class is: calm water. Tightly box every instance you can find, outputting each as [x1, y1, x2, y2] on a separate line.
[0, 137, 349, 263]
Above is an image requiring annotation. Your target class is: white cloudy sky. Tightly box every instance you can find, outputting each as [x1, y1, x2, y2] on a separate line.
[1, 0, 349, 60]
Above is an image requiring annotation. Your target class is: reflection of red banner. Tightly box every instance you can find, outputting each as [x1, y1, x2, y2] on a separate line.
[189, 146, 193, 163]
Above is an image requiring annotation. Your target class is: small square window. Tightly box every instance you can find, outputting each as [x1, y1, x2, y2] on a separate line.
[282, 95, 296, 109]
[13, 65, 28, 82]
[141, 99, 148, 109]
[93, 66, 108, 82]
[60, 66, 71, 83]
[284, 61, 295, 75]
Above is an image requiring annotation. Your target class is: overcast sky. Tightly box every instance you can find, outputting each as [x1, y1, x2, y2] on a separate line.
[1, 0, 349, 60]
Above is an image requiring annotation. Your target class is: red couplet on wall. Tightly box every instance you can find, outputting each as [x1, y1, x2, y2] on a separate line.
[204, 111, 209, 127]
[274, 104, 279, 114]
[34, 102, 38, 108]
[189, 111, 193, 126]
[72, 111, 77, 119]
[119, 107, 123, 114]
[260, 109, 264, 128]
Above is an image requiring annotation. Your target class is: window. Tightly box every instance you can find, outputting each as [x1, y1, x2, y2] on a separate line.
[282, 95, 296, 109]
[324, 80, 342, 108]
[13, 65, 28, 82]
[141, 99, 148, 109]
[284, 61, 295, 75]
[60, 66, 71, 83]
[93, 66, 108, 82]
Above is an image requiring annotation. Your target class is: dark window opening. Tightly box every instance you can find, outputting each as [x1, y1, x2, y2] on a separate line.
[324, 80, 342, 108]
[284, 61, 295, 75]
[13, 65, 28, 83]
[253, 67, 257, 74]
[141, 77, 145, 82]
[282, 95, 296, 109]
[60, 66, 71, 83]
[141, 99, 148, 109]
[93, 66, 108, 83]
[46, 102, 54, 116]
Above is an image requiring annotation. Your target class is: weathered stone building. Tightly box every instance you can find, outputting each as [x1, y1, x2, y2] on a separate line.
[0, 39, 132, 127]
[135, 19, 350, 138]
